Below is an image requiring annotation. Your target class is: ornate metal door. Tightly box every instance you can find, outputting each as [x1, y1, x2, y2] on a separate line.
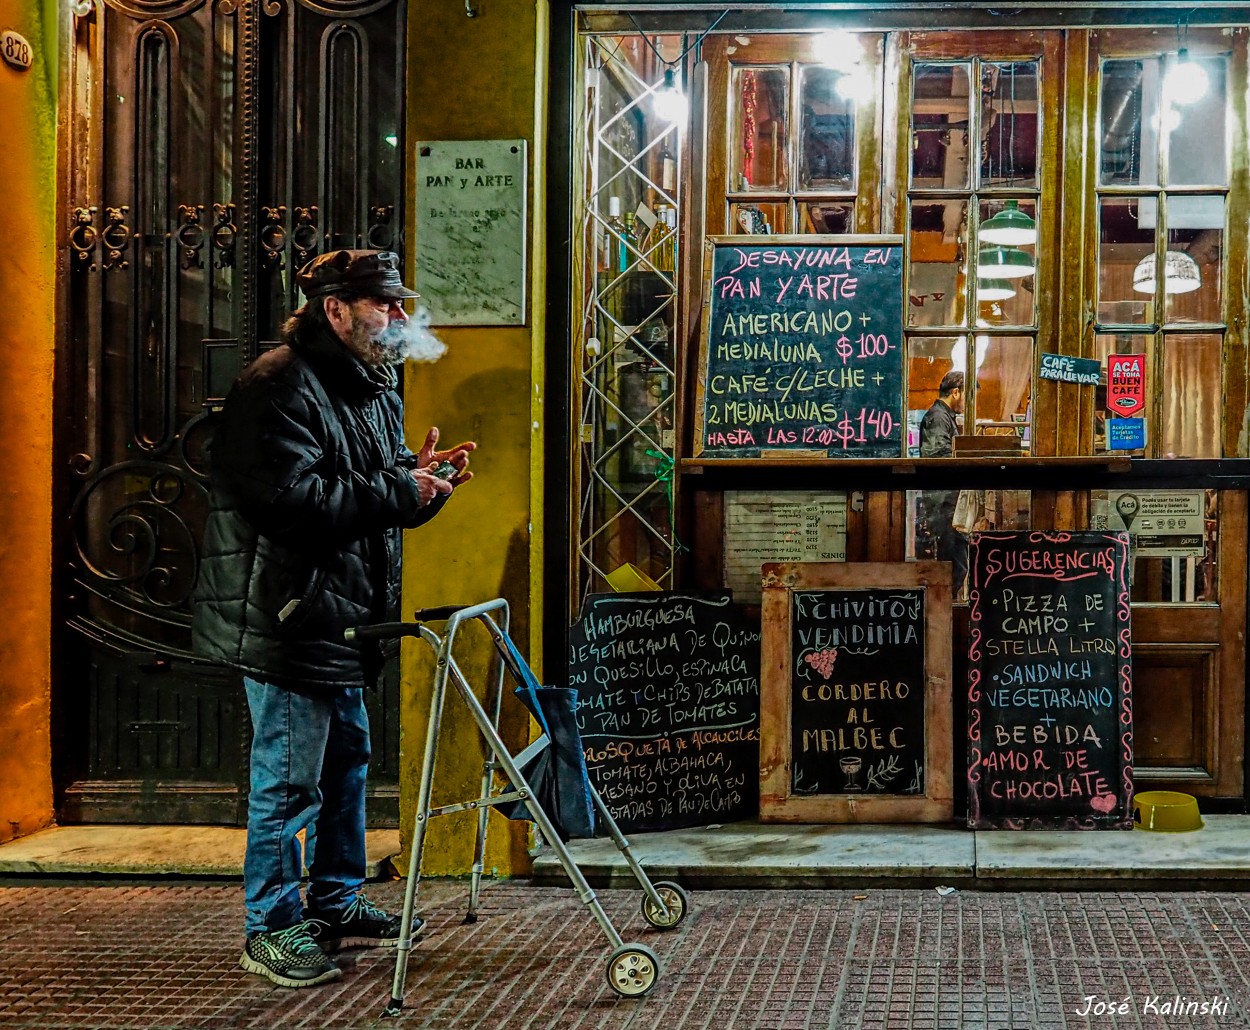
[59, 0, 407, 824]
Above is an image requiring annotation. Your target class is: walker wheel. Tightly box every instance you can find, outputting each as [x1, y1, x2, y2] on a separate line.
[641, 881, 688, 929]
[605, 943, 660, 997]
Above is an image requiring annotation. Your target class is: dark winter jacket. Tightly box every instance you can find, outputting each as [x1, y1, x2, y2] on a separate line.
[191, 320, 445, 692]
[919, 398, 958, 458]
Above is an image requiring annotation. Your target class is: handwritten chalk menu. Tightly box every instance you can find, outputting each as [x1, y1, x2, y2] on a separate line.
[569, 592, 761, 833]
[760, 562, 954, 823]
[694, 235, 905, 458]
[790, 588, 926, 796]
[414, 139, 527, 325]
[967, 531, 1133, 830]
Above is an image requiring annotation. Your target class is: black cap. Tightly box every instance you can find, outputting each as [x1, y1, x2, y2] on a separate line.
[296, 249, 420, 301]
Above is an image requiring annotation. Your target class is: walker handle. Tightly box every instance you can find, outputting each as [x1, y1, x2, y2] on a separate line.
[413, 604, 474, 622]
[344, 622, 424, 643]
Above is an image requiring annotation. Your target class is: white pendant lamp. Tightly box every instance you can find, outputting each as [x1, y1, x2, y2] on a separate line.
[1132, 251, 1201, 296]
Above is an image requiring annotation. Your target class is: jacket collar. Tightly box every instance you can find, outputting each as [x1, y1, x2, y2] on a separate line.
[291, 321, 396, 401]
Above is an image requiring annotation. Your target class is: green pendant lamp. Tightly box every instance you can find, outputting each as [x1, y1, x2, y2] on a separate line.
[978, 244, 1035, 279]
[977, 278, 1017, 301]
[979, 200, 1037, 246]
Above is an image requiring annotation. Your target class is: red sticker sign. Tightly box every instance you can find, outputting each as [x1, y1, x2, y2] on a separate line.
[1107, 354, 1145, 417]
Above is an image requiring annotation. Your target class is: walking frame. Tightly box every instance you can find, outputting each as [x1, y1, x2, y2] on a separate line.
[346, 598, 690, 1017]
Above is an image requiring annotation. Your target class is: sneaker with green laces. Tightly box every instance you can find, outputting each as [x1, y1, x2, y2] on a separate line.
[307, 891, 423, 951]
[239, 920, 341, 988]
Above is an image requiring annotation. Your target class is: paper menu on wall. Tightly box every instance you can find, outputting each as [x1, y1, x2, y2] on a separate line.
[723, 491, 847, 603]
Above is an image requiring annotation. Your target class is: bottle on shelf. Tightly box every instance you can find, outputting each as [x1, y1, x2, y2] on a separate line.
[660, 141, 677, 194]
[618, 211, 637, 275]
[653, 205, 675, 273]
[604, 196, 626, 275]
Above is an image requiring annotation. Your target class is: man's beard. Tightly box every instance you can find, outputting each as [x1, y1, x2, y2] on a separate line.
[347, 319, 404, 367]
[344, 309, 447, 367]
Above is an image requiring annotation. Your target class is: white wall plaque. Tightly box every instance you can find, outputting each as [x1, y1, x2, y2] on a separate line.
[414, 139, 527, 326]
[724, 491, 848, 603]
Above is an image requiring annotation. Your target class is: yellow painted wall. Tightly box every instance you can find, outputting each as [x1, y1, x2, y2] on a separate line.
[0, 0, 58, 843]
[399, 0, 549, 875]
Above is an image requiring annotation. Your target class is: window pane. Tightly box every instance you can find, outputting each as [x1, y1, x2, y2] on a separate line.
[912, 63, 972, 189]
[1099, 58, 1161, 187]
[731, 66, 789, 191]
[973, 336, 1032, 440]
[798, 201, 852, 234]
[908, 199, 968, 328]
[1097, 196, 1153, 324]
[908, 488, 1031, 603]
[1159, 333, 1221, 458]
[1165, 196, 1223, 324]
[979, 62, 1039, 190]
[906, 337, 962, 456]
[1091, 489, 1218, 602]
[730, 201, 787, 235]
[1094, 333, 1151, 454]
[1166, 56, 1227, 187]
[799, 65, 855, 191]
[976, 199, 1036, 327]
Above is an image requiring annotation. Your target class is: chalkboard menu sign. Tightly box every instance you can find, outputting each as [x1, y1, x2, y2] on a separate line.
[694, 235, 905, 459]
[760, 562, 954, 823]
[569, 592, 761, 834]
[967, 531, 1133, 830]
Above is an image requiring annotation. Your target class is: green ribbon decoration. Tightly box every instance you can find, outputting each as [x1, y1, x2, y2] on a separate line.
[646, 448, 688, 553]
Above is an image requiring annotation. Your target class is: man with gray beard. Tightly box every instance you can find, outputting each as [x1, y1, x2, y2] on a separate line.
[193, 249, 476, 988]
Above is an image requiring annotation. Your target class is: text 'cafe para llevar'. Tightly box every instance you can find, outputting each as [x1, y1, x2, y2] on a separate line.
[564, 0, 1250, 827]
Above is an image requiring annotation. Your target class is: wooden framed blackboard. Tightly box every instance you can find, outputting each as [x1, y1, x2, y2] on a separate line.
[759, 562, 954, 823]
[967, 531, 1133, 830]
[569, 592, 761, 834]
[695, 234, 905, 459]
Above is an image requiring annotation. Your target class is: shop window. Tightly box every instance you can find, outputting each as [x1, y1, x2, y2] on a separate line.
[1090, 489, 1219, 603]
[1159, 334, 1222, 458]
[1094, 49, 1229, 458]
[722, 36, 874, 233]
[573, 34, 684, 601]
[732, 66, 790, 191]
[907, 58, 1041, 451]
[907, 487, 1033, 602]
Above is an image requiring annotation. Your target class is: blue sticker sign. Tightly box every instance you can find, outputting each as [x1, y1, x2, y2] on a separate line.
[1107, 418, 1146, 450]
[1039, 352, 1101, 385]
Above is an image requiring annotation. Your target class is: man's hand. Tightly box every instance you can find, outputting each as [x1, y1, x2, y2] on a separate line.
[410, 468, 455, 506]
[416, 426, 477, 487]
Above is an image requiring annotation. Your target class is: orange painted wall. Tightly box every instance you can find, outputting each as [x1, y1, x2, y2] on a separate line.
[0, 0, 57, 843]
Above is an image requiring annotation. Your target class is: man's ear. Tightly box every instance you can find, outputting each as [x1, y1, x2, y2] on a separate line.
[324, 296, 350, 334]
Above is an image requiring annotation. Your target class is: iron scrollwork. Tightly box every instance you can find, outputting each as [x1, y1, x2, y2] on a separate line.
[366, 204, 395, 249]
[101, 206, 132, 271]
[177, 204, 206, 269]
[259, 204, 287, 270]
[212, 203, 237, 268]
[69, 458, 210, 612]
[291, 205, 319, 267]
[71, 206, 99, 271]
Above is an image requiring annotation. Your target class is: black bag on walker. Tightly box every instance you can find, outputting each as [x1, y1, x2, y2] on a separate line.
[495, 638, 596, 841]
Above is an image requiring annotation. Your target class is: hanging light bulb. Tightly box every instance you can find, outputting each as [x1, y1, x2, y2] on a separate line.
[977, 279, 1017, 302]
[1132, 250, 1202, 295]
[652, 68, 688, 125]
[979, 200, 1037, 246]
[1164, 48, 1209, 106]
[977, 245, 1035, 279]
[815, 31, 859, 71]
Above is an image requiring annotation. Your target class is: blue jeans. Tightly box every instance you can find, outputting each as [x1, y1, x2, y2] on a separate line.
[243, 677, 370, 937]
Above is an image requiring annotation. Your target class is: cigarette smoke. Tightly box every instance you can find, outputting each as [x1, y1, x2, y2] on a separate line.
[377, 306, 448, 364]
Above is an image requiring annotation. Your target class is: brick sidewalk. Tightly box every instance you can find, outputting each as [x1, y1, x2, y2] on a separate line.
[1, 880, 1248, 1029]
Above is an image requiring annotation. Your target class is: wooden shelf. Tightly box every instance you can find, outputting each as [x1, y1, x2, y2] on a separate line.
[681, 455, 1133, 473]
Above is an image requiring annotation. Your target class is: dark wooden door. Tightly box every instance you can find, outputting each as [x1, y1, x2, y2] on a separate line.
[58, 0, 407, 824]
